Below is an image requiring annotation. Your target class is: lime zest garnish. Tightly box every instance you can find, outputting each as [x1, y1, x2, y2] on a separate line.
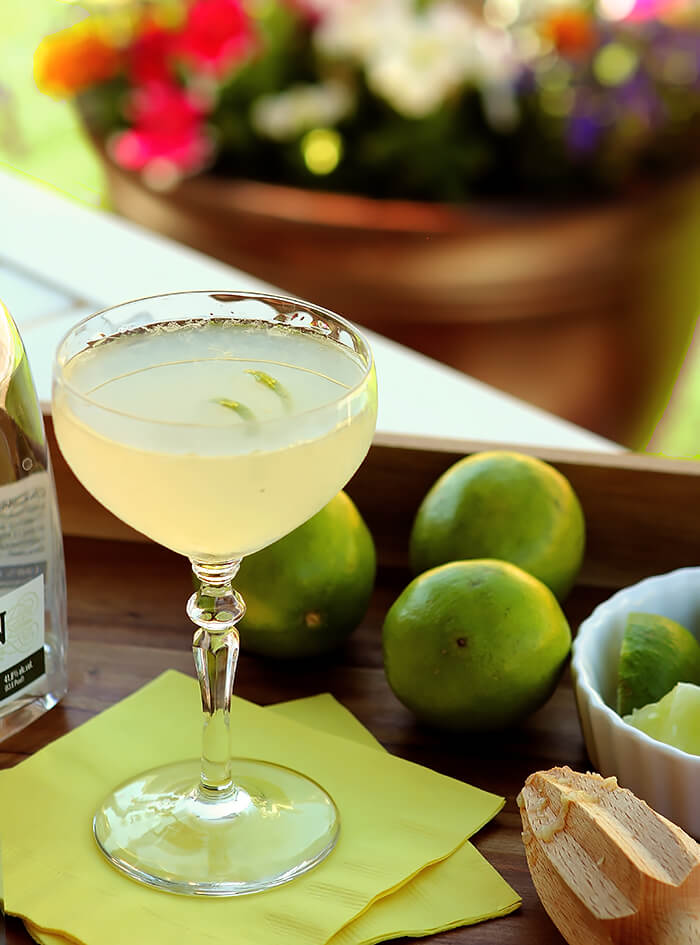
[213, 398, 255, 421]
[245, 369, 291, 407]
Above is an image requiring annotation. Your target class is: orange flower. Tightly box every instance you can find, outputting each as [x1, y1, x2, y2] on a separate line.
[34, 22, 122, 98]
[543, 10, 598, 59]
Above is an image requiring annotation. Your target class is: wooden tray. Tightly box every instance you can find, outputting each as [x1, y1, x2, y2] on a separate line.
[3, 427, 700, 945]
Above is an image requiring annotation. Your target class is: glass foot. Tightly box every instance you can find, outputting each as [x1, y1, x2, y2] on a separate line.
[93, 758, 339, 896]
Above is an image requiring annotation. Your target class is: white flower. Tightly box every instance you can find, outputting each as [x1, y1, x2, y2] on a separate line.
[313, 0, 524, 120]
[314, 0, 411, 62]
[471, 22, 520, 85]
[315, 0, 469, 117]
[251, 79, 354, 141]
[366, 18, 471, 117]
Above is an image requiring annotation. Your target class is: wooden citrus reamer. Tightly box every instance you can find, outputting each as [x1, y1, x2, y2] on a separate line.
[518, 767, 700, 945]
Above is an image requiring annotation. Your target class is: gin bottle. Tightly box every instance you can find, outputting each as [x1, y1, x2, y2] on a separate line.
[0, 302, 67, 738]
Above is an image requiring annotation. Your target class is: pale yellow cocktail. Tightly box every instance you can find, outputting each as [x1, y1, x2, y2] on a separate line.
[54, 318, 376, 558]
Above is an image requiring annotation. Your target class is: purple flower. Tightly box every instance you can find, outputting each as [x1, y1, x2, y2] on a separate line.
[566, 111, 603, 154]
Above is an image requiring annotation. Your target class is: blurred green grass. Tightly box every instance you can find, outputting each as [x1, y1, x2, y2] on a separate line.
[0, 2, 103, 203]
[1, 1, 698, 457]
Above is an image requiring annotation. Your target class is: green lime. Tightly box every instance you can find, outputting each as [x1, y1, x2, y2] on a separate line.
[623, 682, 700, 755]
[382, 559, 572, 731]
[409, 451, 585, 601]
[616, 612, 700, 716]
[233, 491, 376, 658]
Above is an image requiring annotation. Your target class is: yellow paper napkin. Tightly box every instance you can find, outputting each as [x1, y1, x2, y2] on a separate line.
[0, 672, 519, 945]
[24, 693, 520, 945]
[271, 694, 521, 945]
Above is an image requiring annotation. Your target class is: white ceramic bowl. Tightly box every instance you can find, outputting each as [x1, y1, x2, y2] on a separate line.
[571, 567, 700, 838]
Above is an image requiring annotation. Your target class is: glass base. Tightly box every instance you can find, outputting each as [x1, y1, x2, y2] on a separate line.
[93, 758, 339, 896]
[0, 685, 66, 742]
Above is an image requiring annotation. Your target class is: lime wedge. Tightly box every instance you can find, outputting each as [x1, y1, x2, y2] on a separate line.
[623, 682, 700, 755]
[616, 612, 700, 716]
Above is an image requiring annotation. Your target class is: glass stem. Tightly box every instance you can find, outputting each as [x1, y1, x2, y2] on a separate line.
[187, 559, 246, 798]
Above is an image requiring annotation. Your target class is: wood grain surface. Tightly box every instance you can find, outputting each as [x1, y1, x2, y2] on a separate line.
[1, 537, 610, 945]
[4, 434, 700, 944]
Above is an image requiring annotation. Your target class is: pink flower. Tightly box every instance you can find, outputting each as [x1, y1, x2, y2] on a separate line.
[626, 0, 685, 20]
[110, 82, 213, 180]
[176, 0, 256, 77]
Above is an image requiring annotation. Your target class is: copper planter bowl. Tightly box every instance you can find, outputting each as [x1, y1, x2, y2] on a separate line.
[97, 151, 700, 448]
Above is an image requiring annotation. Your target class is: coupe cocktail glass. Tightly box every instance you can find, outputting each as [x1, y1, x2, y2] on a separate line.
[52, 291, 378, 896]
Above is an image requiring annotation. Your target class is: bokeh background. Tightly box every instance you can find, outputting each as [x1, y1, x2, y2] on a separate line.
[2, 1, 699, 457]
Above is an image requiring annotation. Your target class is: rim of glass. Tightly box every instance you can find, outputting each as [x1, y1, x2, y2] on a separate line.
[53, 290, 375, 428]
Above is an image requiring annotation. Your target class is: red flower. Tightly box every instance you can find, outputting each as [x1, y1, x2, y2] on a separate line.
[127, 19, 177, 84]
[110, 82, 213, 179]
[176, 0, 256, 77]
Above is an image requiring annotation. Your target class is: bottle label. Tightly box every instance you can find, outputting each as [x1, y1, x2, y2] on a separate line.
[0, 574, 45, 702]
[0, 471, 51, 590]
